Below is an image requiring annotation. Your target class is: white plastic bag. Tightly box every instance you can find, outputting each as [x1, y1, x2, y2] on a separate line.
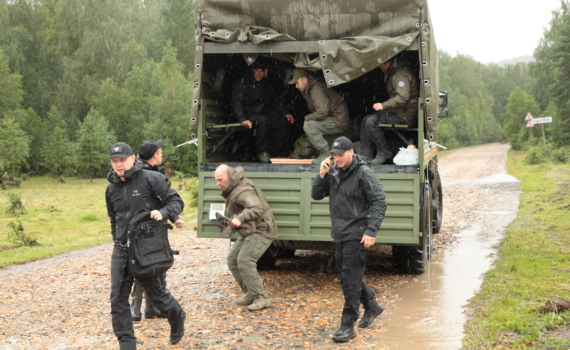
[393, 145, 418, 165]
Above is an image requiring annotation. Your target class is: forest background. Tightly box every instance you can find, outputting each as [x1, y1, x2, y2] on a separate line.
[1, 0, 570, 185]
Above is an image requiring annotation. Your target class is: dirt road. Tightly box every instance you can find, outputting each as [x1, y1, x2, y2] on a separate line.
[0, 143, 518, 350]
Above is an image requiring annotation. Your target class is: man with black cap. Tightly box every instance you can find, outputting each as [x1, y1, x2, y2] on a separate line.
[106, 142, 186, 349]
[130, 139, 185, 322]
[311, 136, 386, 343]
[288, 68, 352, 164]
[231, 60, 295, 163]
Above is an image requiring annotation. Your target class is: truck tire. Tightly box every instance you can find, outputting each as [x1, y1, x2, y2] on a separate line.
[279, 248, 296, 258]
[392, 181, 433, 274]
[431, 174, 443, 234]
[257, 242, 280, 270]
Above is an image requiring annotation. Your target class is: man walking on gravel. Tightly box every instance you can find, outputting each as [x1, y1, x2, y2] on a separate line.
[214, 164, 278, 311]
[311, 136, 387, 342]
[106, 142, 186, 349]
[129, 139, 185, 322]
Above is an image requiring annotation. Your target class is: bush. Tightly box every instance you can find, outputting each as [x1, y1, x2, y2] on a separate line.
[524, 146, 548, 165]
[551, 148, 569, 164]
[185, 177, 199, 207]
[7, 220, 37, 247]
[6, 192, 26, 216]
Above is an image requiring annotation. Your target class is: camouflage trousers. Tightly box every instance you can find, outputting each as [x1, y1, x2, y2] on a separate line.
[227, 234, 273, 298]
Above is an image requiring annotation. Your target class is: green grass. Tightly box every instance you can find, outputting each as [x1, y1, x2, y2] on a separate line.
[0, 176, 197, 268]
[462, 150, 570, 349]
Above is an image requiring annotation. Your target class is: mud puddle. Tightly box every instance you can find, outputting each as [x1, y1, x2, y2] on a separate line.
[374, 172, 520, 349]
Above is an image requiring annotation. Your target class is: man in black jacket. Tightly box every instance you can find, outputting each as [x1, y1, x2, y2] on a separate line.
[129, 139, 185, 322]
[231, 61, 295, 162]
[311, 136, 386, 343]
[106, 142, 186, 350]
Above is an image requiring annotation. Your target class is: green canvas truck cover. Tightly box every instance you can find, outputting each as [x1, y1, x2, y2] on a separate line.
[190, 0, 439, 142]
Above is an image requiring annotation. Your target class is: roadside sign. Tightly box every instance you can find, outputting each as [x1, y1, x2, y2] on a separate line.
[526, 120, 535, 128]
[525, 112, 533, 120]
[532, 117, 552, 125]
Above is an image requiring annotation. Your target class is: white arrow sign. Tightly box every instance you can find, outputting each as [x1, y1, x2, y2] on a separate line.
[531, 117, 552, 125]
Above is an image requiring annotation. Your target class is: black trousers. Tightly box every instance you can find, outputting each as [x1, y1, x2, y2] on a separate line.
[360, 111, 407, 158]
[110, 244, 183, 350]
[335, 240, 375, 320]
[248, 113, 290, 155]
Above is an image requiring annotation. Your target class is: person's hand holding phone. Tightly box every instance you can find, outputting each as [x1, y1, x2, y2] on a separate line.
[319, 155, 334, 178]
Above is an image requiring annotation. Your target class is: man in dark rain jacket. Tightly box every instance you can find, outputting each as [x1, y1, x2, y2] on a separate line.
[129, 139, 185, 322]
[288, 68, 352, 164]
[311, 136, 386, 343]
[231, 61, 295, 163]
[214, 164, 278, 311]
[360, 57, 419, 164]
[106, 142, 186, 349]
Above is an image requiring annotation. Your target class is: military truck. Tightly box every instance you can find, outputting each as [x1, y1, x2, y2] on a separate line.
[189, 0, 446, 274]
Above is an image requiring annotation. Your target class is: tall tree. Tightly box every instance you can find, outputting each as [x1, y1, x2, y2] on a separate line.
[0, 117, 30, 181]
[77, 108, 115, 181]
[13, 108, 45, 174]
[41, 107, 74, 177]
[502, 87, 542, 150]
[0, 48, 23, 116]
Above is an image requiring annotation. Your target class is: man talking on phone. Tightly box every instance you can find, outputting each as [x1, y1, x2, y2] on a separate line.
[311, 136, 387, 343]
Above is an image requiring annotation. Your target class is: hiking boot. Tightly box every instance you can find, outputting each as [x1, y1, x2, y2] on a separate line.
[332, 315, 357, 343]
[358, 299, 384, 328]
[312, 151, 331, 164]
[170, 310, 186, 345]
[371, 151, 393, 165]
[247, 296, 272, 311]
[145, 294, 167, 319]
[258, 152, 271, 163]
[235, 293, 256, 306]
[362, 156, 373, 164]
[130, 282, 144, 322]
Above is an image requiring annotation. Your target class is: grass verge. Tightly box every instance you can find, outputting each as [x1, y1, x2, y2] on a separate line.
[462, 150, 570, 349]
[0, 176, 197, 268]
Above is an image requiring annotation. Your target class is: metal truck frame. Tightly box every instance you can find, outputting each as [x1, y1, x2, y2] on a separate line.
[190, 0, 446, 274]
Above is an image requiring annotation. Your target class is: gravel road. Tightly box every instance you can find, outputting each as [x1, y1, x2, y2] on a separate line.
[0, 143, 515, 350]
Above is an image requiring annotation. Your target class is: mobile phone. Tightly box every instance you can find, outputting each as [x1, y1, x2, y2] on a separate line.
[328, 155, 334, 163]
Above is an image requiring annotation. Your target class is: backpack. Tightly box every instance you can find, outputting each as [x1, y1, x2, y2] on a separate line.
[126, 209, 175, 280]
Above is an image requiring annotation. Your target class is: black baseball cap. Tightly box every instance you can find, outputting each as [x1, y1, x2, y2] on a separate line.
[109, 142, 133, 158]
[139, 139, 164, 160]
[330, 136, 353, 155]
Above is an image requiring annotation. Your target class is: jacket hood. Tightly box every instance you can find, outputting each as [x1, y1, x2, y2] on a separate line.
[221, 166, 245, 198]
[106, 159, 143, 184]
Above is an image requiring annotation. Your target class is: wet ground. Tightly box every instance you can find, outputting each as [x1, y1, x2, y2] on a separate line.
[0, 143, 519, 349]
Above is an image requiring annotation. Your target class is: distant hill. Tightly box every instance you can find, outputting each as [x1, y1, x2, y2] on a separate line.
[490, 55, 534, 67]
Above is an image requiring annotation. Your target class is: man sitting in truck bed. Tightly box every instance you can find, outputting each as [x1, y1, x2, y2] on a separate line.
[359, 56, 419, 164]
[231, 60, 295, 163]
[288, 68, 352, 164]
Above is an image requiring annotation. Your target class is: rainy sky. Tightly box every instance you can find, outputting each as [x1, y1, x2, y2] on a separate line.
[429, 0, 562, 64]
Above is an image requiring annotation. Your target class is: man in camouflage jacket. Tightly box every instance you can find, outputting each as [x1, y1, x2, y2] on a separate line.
[360, 57, 419, 165]
[214, 164, 278, 311]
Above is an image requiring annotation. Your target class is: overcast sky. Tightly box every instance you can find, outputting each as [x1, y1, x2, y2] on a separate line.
[429, 0, 562, 64]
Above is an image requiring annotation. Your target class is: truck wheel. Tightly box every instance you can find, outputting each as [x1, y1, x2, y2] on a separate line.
[279, 248, 296, 258]
[432, 174, 443, 234]
[257, 242, 280, 270]
[392, 182, 433, 274]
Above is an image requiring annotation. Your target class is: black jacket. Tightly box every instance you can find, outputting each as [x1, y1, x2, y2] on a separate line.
[231, 72, 289, 122]
[311, 155, 387, 242]
[105, 159, 184, 243]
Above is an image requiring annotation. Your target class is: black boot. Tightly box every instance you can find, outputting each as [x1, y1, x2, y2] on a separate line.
[332, 315, 357, 343]
[130, 281, 143, 322]
[170, 310, 186, 345]
[358, 299, 384, 328]
[144, 291, 166, 319]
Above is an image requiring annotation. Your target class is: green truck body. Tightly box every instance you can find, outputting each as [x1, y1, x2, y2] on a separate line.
[191, 0, 445, 274]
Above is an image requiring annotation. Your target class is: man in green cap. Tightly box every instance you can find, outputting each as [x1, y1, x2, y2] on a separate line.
[289, 68, 352, 164]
